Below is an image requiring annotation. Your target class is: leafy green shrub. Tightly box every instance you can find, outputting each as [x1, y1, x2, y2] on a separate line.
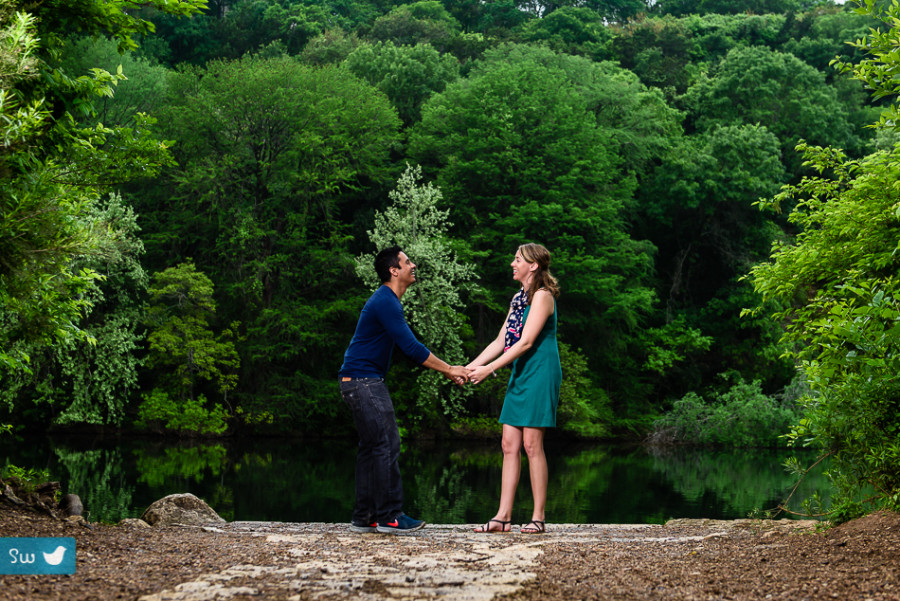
[650, 378, 798, 447]
[557, 342, 613, 439]
[136, 389, 229, 436]
[1, 465, 51, 494]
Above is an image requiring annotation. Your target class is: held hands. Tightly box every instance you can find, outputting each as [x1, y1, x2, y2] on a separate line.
[466, 364, 494, 385]
[444, 362, 499, 386]
[447, 365, 468, 386]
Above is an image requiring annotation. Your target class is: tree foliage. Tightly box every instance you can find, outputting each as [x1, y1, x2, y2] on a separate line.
[743, 0, 900, 521]
[516, 6, 613, 60]
[141, 54, 401, 429]
[0, 0, 200, 381]
[749, 141, 900, 518]
[683, 45, 854, 174]
[1, 0, 890, 443]
[650, 378, 799, 447]
[144, 261, 239, 403]
[343, 41, 459, 125]
[0, 194, 148, 427]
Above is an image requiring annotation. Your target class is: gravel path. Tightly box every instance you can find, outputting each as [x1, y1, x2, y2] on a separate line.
[3, 504, 899, 601]
[135, 519, 818, 601]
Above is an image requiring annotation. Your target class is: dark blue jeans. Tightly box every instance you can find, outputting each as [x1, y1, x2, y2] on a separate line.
[340, 378, 403, 524]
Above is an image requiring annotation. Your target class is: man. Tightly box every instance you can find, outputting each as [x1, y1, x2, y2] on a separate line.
[339, 246, 467, 534]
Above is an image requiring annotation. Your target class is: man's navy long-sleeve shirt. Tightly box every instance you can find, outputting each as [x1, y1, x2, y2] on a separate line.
[339, 285, 431, 379]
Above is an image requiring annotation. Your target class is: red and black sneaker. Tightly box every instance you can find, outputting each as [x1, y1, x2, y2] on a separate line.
[376, 513, 425, 534]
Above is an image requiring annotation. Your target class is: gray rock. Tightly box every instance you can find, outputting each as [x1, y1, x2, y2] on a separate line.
[60, 493, 83, 517]
[140, 493, 226, 527]
[119, 518, 151, 528]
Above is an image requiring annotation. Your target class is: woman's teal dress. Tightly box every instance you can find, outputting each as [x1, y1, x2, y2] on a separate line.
[499, 301, 561, 428]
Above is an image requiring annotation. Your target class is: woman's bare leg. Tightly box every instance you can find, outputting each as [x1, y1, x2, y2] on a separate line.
[474, 424, 523, 532]
[523, 427, 547, 522]
[497, 424, 523, 521]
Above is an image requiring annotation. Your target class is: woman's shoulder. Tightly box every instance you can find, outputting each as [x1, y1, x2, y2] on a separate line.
[532, 288, 555, 307]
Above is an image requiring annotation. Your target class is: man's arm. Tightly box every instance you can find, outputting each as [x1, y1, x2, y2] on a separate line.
[377, 292, 467, 384]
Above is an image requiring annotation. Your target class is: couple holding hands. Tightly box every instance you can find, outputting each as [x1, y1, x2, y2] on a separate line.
[338, 243, 561, 535]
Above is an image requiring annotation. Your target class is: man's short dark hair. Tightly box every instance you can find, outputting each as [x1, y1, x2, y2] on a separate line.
[375, 246, 403, 283]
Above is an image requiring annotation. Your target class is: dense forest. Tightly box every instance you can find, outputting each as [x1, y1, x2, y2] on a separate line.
[3, 0, 900, 517]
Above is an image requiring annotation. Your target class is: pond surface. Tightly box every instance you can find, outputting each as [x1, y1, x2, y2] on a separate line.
[0, 434, 831, 525]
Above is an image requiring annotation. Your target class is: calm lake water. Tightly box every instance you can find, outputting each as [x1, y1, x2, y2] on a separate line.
[0, 434, 831, 525]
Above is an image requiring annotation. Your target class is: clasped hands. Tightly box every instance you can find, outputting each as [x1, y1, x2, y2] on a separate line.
[446, 364, 495, 386]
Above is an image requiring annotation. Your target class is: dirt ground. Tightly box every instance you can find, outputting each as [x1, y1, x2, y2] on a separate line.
[0, 501, 899, 601]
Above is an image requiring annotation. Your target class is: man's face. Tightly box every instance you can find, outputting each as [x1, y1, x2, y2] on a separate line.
[393, 252, 417, 285]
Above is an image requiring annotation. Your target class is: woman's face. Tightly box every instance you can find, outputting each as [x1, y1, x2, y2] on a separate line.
[511, 251, 535, 285]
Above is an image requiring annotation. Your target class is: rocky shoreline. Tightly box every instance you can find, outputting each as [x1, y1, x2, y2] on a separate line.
[1, 489, 898, 601]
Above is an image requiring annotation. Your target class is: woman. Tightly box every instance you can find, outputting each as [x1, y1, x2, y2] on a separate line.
[467, 243, 561, 534]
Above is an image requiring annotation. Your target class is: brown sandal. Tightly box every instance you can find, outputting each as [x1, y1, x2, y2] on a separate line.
[521, 520, 546, 534]
[473, 518, 511, 533]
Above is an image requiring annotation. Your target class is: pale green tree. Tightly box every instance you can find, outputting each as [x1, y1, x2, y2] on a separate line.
[355, 164, 477, 419]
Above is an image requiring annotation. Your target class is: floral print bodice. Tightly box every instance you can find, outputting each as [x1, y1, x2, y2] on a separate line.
[504, 288, 528, 351]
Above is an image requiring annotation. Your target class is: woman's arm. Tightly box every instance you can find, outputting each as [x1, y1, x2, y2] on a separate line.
[468, 290, 554, 383]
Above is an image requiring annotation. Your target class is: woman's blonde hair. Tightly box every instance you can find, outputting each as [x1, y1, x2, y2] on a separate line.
[519, 243, 560, 301]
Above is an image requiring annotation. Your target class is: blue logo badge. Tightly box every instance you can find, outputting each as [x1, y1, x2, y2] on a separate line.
[0, 537, 76, 574]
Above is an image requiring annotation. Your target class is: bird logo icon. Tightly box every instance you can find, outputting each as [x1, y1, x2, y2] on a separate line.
[42, 546, 67, 566]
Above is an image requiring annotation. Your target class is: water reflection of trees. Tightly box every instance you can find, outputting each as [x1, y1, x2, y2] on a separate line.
[30, 439, 833, 524]
[54, 447, 135, 523]
[133, 444, 234, 520]
[135, 444, 227, 487]
[644, 446, 831, 517]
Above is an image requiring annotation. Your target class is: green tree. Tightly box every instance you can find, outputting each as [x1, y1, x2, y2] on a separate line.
[749, 141, 900, 519]
[59, 35, 171, 129]
[355, 164, 477, 424]
[299, 29, 362, 66]
[137, 0, 337, 65]
[343, 41, 459, 126]
[368, 1, 461, 49]
[0, 194, 148, 427]
[1, 0, 203, 377]
[780, 8, 875, 74]
[613, 16, 702, 96]
[514, 6, 613, 61]
[140, 261, 238, 435]
[682, 45, 855, 174]
[142, 55, 401, 430]
[655, 0, 805, 16]
[635, 125, 789, 388]
[475, 0, 532, 36]
[408, 45, 674, 409]
[744, 0, 900, 519]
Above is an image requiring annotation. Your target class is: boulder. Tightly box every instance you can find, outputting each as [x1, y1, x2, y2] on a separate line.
[59, 493, 83, 517]
[140, 493, 225, 527]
